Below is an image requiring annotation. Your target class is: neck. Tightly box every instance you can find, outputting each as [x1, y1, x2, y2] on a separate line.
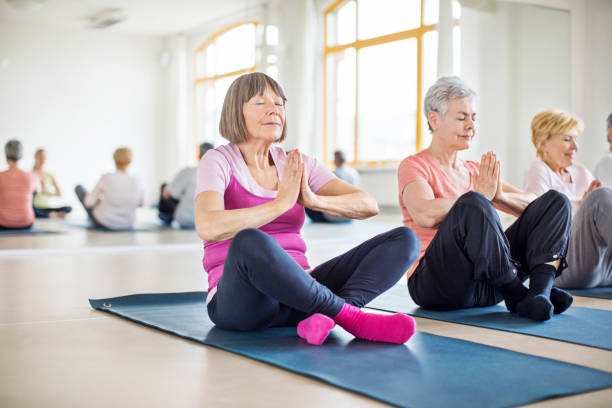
[116, 166, 128, 172]
[542, 158, 567, 176]
[427, 136, 460, 167]
[237, 140, 273, 169]
[7, 160, 18, 169]
[33, 164, 43, 171]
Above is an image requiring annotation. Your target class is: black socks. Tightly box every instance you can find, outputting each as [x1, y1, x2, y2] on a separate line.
[550, 287, 573, 314]
[516, 264, 556, 321]
[500, 276, 528, 313]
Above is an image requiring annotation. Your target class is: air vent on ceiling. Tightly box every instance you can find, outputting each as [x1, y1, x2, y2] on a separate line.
[88, 8, 125, 29]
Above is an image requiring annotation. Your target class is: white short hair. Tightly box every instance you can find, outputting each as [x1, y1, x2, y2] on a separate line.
[424, 76, 477, 131]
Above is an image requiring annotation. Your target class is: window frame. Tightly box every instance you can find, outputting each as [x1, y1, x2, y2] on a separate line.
[323, 0, 459, 166]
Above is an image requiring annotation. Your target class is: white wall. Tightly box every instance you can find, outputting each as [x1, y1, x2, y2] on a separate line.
[0, 21, 166, 213]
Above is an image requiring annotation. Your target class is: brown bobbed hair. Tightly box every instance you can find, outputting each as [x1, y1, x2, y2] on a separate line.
[219, 72, 287, 143]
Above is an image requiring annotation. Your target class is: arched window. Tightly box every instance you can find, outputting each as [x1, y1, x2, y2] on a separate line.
[194, 22, 279, 146]
[324, 0, 461, 165]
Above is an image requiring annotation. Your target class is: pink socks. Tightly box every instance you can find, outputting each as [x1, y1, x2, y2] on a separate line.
[297, 303, 416, 345]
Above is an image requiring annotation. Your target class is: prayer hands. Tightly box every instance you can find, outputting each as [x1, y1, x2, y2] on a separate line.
[276, 149, 303, 211]
[474, 151, 500, 202]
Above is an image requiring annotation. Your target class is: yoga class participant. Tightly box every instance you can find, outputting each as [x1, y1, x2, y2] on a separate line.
[0, 140, 39, 229]
[32, 148, 72, 218]
[524, 109, 611, 288]
[195, 72, 420, 345]
[398, 76, 573, 322]
[75, 147, 143, 230]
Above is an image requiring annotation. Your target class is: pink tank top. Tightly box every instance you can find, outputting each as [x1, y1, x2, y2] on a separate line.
[203, 175, 309, 302]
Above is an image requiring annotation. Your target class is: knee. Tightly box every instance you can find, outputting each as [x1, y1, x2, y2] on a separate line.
[454, 191, 496, 219]
[390, 227, 421, 265]
[231, 228, 271, 256]
[538, 190, 571, 220]
[583, 186, 612, 210]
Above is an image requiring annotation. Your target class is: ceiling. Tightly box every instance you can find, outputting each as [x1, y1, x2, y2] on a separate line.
[0, 0, 259, 35]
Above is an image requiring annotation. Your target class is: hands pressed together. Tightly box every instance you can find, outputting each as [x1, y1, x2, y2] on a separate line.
[473, 151, 505, 203]
[276, 149, 319, 212]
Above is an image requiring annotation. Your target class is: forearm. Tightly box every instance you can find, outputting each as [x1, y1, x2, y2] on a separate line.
[494, 192, 535, 214]
[196, 199, 289, 242]
[306, 191, 379, 220]
[412, 197, 458, 228]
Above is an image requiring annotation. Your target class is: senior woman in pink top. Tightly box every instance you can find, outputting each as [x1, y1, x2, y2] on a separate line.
[398, 76, 573, 322]
[194, 73, 420, 345]
[524, 110, 611, 288]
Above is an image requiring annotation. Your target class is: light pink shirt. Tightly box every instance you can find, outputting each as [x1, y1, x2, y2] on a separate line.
[523, 160, 594, 212]
[84, 171, 144, 230]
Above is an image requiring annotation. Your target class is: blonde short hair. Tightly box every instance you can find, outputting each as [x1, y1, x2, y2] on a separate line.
[530, 110, 584, 159]
[113, 147, 132, 167]
[219, 72, 287, 143]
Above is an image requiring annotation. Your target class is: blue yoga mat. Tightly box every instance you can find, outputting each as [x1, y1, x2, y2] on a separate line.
[367, 284, 612, 350]
[569, 287, 612, 300]
[0, 227, 60, 235]
[90, 291, 612, 408]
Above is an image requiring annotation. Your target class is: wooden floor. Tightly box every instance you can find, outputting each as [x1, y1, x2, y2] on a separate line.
[1, 212, 611, 407]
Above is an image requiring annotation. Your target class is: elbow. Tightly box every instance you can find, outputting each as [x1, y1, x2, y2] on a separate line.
[355, 197, 379, 219]
[195, 220, 223, 242]
[413, 213, 437, 229]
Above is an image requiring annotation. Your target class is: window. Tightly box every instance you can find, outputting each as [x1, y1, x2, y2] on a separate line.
[324, 0, 461, 165]
[194, 23, 279, 147]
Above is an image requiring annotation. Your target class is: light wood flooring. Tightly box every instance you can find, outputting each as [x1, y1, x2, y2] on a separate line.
[1, 212, 611, 407]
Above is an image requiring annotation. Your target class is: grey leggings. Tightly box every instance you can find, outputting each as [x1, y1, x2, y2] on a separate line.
[555, 187, 612, 288]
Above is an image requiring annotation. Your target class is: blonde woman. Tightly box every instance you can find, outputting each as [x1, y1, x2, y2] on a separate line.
[32, 148, 72, 218]
[75, 148, 143, 230]
[524, 110, 611, 288]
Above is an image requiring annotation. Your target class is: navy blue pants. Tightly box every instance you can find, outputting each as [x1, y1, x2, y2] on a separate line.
[408, 190, 571, 310]
[208, 227, 420, 331]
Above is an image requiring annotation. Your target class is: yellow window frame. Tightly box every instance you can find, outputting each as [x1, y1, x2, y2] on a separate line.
[324, 0, 458, 166]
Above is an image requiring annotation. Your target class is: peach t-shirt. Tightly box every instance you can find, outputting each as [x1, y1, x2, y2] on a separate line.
[398, 150, 480, 274]
[0, 168, 39, 228]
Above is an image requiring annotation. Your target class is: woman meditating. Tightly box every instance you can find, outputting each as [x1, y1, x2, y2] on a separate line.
[195, 73, 420, 345]
[524, 109, 611, 288]
[398, 76, 573, 322]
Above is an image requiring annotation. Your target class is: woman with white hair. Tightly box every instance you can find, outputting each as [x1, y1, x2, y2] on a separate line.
[0, 140, 39, 229]
[398, 76, 573, 322]
[524, 109, 611, 288]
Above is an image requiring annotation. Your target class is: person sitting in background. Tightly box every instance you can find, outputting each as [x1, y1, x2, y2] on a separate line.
[593, 112, 612, 187]
[399, 76, 573, 322]
[304, 150, 359, 223]
[158, 142, 214, 229]
[32, 148, 72, 218]
[75, 147, 143, 230]
[0, 140, 39, 229]
[524, 109, 611, 288]
[332, 150, 360, 186]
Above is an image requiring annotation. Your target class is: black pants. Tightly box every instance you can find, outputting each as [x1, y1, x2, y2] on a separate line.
[408, 190, 571, 310]
[34, 206, 73, 218]
[208, 227, 420, 331]
[305, 208, 351, 224]
[158, 183, 179, 225]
